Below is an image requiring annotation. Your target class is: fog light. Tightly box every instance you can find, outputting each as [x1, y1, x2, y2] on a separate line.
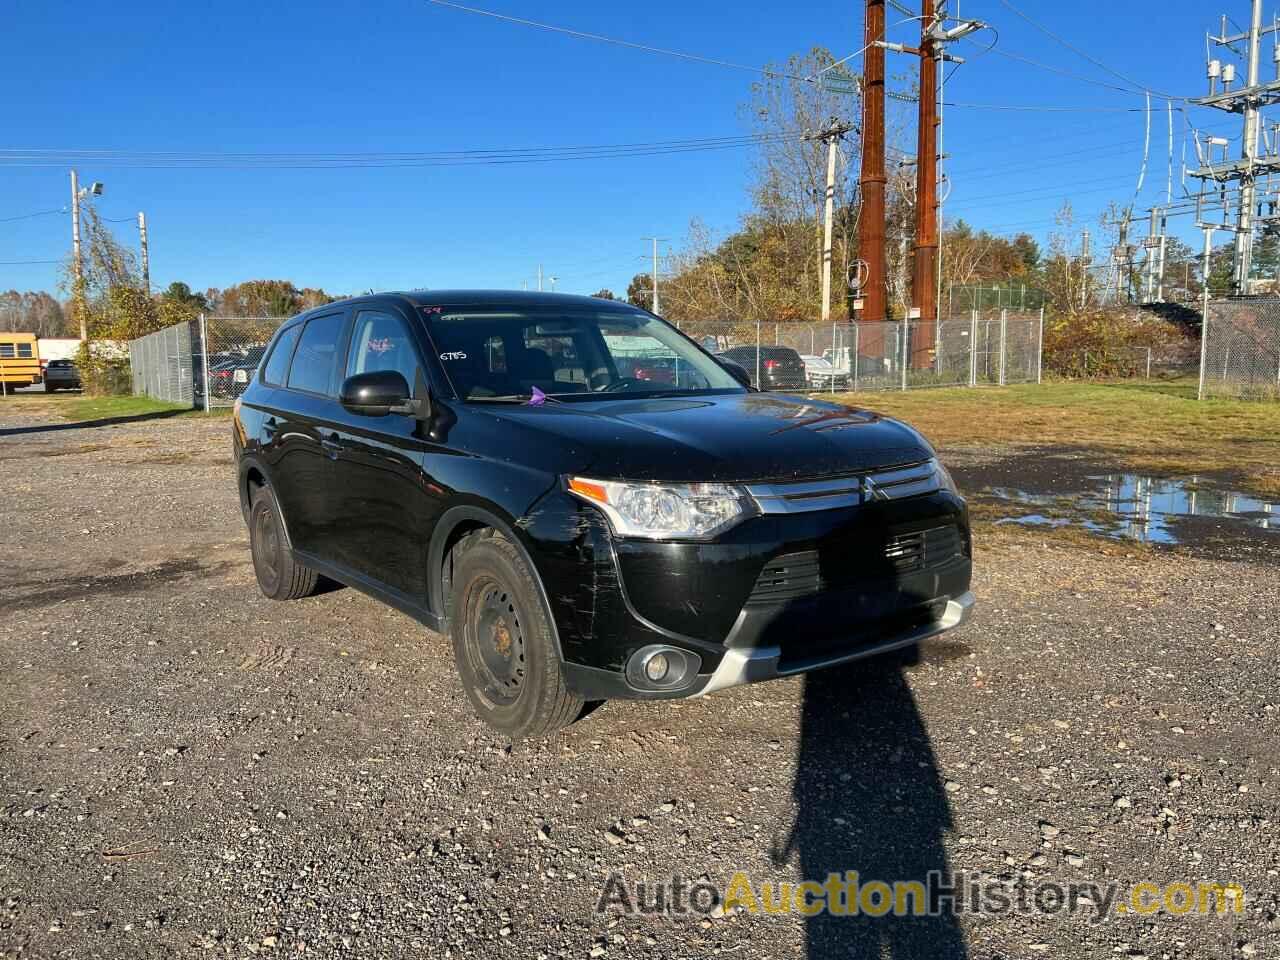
[645, 653, 670, 682]
[625, 645, 700, 691]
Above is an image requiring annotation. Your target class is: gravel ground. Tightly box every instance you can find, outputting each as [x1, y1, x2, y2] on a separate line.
[1, 398, 1277, 960]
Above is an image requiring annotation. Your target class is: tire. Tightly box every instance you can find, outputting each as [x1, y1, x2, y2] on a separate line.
[249, 485, 318, 601]
[45, 382, 56, 393]
[450, 533, 584, 739]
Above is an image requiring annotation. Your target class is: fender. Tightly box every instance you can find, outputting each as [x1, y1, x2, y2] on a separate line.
[427, 503, 565, 662]
[236, 454, 295, 549]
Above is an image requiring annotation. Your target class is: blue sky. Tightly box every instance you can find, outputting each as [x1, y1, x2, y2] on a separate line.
[0, 1, 1254, 300]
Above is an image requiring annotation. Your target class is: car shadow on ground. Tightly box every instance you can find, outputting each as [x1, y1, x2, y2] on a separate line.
[775, 653, 968, 959]
[0, 408, 188, 437]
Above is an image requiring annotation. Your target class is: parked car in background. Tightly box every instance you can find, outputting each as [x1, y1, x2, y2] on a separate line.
[43, 359, 80, 392]
[210, 346, 267, 400]
[800, 354, 848, 390]
[233, 291, 973, 739]
[716, 345, 808, 391]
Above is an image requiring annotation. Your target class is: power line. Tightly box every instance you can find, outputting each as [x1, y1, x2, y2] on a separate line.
[424, 0, 812, 82]
[0, 133, 807, 170]
[994, 0, 1178, 100]
[0, 259, 61, 265]
[983, 45, 1181, 100]
[0, 209, 63, 225]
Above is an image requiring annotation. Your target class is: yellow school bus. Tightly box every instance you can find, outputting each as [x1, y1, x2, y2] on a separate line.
[0, 332, 42, 391]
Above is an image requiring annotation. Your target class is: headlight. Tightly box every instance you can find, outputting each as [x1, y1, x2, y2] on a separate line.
[934, 459, 961, 497]
[567, 477, 754, 540]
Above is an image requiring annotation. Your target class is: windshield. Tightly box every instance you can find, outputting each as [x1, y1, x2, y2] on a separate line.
[423, 306, 744, 400]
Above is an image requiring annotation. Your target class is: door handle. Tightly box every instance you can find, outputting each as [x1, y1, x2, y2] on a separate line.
[263, 417, 278, 438]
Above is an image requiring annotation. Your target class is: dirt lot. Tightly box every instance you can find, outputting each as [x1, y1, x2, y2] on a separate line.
[2, 395, 1277, 960]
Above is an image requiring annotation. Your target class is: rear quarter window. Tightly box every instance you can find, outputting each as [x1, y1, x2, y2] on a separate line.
[261, 325, 301, 386]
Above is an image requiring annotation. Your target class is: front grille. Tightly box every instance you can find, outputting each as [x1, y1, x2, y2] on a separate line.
[747, 460, 940, 514]
[746, 525, 964, 605]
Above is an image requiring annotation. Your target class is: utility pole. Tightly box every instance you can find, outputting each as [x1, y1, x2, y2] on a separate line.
[1080, 229, 1091, 311]
[857, 0, 887, 326]
[1194, 1, 1280, 295]
[866, 1, 982, 366]
[817, 119, 854, 324]
[537, 264, 543, 292]
[137, 211, 150, 294]
[912, 0, 940, 367]
[643, 237, 667, 314]
[1237, 0, 1263, 293]
[70, 170, 86, 341]
[1143, 207, 1160, 303]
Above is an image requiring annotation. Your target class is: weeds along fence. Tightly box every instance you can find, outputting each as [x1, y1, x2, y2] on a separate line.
[1050, 344, 1201, 381]
[676, 310, 1044, 393]
[129, 316, 284, 408]
[1201, 298, 1280, 400]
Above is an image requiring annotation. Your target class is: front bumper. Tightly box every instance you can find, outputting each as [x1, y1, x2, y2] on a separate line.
[695, 589, 974, 696]
[526, 482, 974, 701]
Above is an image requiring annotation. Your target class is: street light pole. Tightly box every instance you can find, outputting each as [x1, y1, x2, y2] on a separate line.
[643, 237, 668, 314]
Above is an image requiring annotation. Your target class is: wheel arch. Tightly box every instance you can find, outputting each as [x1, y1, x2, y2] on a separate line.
[238, 456, 293, 550]
[428, 504, 564, 661]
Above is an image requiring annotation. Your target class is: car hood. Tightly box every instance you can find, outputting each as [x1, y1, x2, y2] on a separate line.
[473, 391, 934, 483]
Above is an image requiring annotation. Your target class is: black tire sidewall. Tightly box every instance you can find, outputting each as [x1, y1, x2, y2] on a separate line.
[249, 489, 284, 598]
[451, 538, 559, 737]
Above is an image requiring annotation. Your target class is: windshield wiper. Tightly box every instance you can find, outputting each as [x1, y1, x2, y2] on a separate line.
[467, 392, 562, 405]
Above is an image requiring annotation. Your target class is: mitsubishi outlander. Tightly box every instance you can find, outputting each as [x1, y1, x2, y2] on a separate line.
[232, 292, 973, 738]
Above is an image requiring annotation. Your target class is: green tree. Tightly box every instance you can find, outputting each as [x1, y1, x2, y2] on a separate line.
[161, 281, 208, 310]
[626, 274, 653, 310]
[59, 205, 166, 393]
[590, 289, 616, 300]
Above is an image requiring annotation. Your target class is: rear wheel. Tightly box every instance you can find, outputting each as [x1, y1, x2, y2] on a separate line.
[450, 533, 583, 739]
[45, 382, 56, 393]
[249, 485, 318, 600]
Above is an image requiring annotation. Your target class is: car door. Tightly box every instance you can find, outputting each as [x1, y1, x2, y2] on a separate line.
[327, 305, 444, 599]
[265, 309, 350, 562]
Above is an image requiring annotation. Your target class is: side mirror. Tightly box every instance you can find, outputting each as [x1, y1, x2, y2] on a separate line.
[339, 370, 412, 416]
[718, 358, 753, 389]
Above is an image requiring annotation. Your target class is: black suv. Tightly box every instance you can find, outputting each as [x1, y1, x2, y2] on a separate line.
[233, 292, 973, 737]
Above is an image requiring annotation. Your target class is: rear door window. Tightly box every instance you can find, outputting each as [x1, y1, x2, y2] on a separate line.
[286, 313, 346, 395]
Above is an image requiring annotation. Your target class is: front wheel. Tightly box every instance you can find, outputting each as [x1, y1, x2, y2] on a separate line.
[450, 534, 584, 738]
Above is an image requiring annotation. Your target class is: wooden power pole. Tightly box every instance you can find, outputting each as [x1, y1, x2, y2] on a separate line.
[138, 211, 151, 294]
[911, 0, 940, 367]
[857, 0, 887, 325]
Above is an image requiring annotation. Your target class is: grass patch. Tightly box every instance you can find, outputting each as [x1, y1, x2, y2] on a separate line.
[833, 379, 1280, 498]
[24, 395, 233, 423]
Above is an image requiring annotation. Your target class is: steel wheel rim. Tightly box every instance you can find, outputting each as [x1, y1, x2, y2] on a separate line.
[466, 577, 527, 709]
[254, 505, 280, 590]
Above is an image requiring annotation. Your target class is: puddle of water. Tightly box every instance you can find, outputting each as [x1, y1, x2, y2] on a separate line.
[985, 474, 1280, 545]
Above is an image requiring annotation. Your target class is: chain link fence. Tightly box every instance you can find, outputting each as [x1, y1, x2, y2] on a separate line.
[129, 310, 1046, 406]
[1201, 298, 1280, 400]
[129, 316, 285, 408]
[129, 322, 194, 404]
[196, 317, 284, 407]
[1051, 344, 1201, 381]
[675, 310, 1044, 394]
